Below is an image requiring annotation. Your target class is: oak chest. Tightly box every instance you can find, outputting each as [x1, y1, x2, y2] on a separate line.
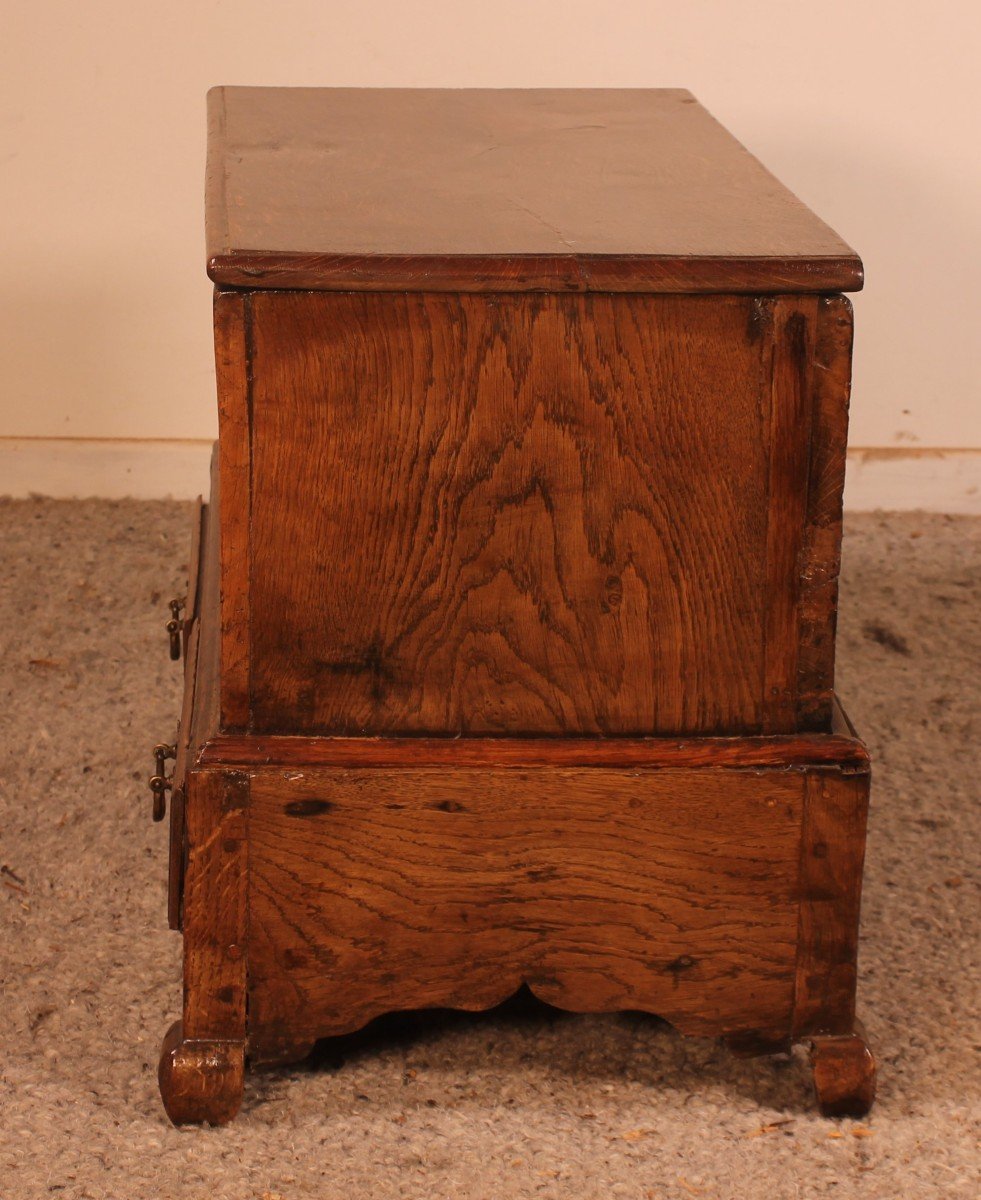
[153, 87, 875, 1124]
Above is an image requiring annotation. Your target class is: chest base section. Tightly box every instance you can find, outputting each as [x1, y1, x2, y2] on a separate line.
[159, 721, 875, 1125]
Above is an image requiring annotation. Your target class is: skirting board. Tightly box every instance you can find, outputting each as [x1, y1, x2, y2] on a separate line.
[1, 439, 980, 514]
[0, 439, 215, 502]
[843, 448, 981, 514]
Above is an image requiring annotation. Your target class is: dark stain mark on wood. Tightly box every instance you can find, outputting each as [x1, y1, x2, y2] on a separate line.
[315, 641, 396, 704]
[526, 866, 560, 882]
[786, 311, 809, 361]
[665, 954, 697, 982]
[284, 799, 333, 817]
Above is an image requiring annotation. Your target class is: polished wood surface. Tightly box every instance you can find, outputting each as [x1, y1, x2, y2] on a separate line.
[197, 731, 870, 771]
[246, 764, 806, 1061]
[797, 296, 854, 726]
[206, 88, 862, 293]
[214, 291, 251, 729]
[794, 771, 871, 1037]
[761, 297, 817, 730]
[180, 770, 247, 1043]
[163, 737, 875, 1120]
[238, 290, 849, 737]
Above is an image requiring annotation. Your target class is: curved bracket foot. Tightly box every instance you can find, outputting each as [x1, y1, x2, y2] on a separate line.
[158, 1020, 245, 1126]
[808, 1022, 876, 1117]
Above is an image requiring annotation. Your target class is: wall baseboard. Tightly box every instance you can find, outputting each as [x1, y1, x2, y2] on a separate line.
[842, 448, 981, 514]
[0, 438, 215, 501]
[1, 439, 980, 514]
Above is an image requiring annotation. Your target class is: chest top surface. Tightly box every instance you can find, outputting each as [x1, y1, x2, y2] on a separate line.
[206, 87, 862, 294]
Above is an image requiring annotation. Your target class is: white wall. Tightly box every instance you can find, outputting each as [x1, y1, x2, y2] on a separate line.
[2, 2, 979, 505]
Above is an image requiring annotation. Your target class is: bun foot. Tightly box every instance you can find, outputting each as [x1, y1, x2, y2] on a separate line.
[808, 1023, 876, 1117]
[158, 1020, 245, 1126]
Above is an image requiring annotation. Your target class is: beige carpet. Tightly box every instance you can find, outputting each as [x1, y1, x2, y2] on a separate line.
[0, 499, 978, 1199]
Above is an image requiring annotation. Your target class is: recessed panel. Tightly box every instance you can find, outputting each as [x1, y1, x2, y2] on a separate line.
[249, 292, 771, 735]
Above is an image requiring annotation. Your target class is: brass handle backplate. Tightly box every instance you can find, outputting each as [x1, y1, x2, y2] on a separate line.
[166, 598, 185, 661]
[149, 743, 176, 822]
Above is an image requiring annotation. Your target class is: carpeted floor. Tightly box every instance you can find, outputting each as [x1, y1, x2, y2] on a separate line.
[0, 500, 977, 1199]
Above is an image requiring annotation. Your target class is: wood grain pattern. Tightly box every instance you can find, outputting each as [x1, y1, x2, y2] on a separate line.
[196, 731, 870, 772]
[793, 770, 871, 1037]
[797, 297, 854, 728]
[181, 770, 248, 1042]
[213, 290, 251, 730]
[213, 252, 864, 295]
[248, 290, 789, 736]
[206, 87, 862, 293]
[761, 296, 819, 732]
[246, 765, 805, 1061]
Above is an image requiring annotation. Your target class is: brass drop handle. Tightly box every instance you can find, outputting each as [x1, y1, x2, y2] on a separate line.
[166, 598, 185, 661]
[149, 743, 176, 822]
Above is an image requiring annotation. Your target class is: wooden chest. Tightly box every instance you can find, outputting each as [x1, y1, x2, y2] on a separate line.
[153, 88, 875, 1125]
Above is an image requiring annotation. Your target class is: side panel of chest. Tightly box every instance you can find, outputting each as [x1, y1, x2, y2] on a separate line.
[215, 289, 851, 736]
[245, 762, 807, 1058]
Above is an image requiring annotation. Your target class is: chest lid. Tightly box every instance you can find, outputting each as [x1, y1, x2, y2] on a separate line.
[206, 87, 862, 294]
